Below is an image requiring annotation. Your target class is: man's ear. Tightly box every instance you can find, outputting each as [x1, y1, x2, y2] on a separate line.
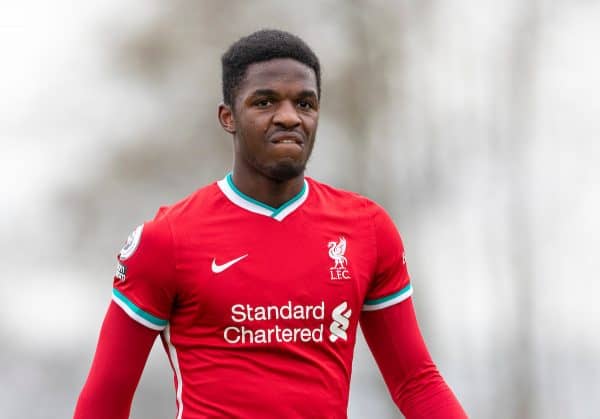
[218, 103, 236, 134]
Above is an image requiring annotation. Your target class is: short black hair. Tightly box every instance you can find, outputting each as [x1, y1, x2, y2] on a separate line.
[221, 29, 321, 106]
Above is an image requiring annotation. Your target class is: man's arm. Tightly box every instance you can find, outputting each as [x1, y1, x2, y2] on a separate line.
[360, 298, 467, 419]
[73, 302, 158, 419]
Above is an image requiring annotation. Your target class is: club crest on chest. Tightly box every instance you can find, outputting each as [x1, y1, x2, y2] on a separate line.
[328, 237, 351, 280]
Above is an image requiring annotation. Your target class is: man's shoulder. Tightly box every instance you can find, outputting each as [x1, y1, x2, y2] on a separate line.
[152, 181, 221, 223]
[306, 177, 383, 213]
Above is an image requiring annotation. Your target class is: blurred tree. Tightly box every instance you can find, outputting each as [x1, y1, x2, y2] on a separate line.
[495, 2, 541, 417]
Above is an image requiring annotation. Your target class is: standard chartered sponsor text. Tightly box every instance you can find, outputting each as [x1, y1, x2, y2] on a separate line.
[224, 301, 326, 344]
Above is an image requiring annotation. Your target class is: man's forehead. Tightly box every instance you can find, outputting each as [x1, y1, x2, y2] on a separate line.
[240, 58, 318, 94]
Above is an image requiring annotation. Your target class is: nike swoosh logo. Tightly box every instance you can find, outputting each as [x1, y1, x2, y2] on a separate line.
[211, 254, 248, 273]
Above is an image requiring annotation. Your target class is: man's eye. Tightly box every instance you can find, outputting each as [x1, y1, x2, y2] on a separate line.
[298, 101, 313, 110]
[255, 99, 272, 107]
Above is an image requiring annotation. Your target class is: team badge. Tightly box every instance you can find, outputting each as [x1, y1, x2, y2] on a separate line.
[328, 237, 351, 280]
[119, 225, 143, 260]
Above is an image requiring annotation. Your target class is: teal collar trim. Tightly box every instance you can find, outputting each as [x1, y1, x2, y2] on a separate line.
[217, 173, 309, 221]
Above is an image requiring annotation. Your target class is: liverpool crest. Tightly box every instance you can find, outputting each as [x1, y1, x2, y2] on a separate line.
[328, 237, 351, 280]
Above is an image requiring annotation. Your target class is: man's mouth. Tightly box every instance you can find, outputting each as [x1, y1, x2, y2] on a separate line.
[269, 132, 304, 146]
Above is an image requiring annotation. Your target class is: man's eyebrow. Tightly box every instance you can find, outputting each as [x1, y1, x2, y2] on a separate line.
[297, 90, 318, 98]
[248, 89, 318, 98]
[249, 89, 279, 97]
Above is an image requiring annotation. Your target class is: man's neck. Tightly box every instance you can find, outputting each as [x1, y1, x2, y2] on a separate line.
[231, 170, 305, 209]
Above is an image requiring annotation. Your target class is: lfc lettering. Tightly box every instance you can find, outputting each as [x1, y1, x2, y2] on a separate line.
[329, 269, 351, 280]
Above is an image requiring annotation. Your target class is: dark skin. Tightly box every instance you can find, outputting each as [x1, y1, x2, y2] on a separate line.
[218, 58, 320, 209]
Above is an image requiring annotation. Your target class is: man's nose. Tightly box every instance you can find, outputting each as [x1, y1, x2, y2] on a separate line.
[273, 100, 301, 128]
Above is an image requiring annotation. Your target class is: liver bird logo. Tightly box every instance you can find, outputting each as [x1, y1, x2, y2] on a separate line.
[328, 237, 348, 269]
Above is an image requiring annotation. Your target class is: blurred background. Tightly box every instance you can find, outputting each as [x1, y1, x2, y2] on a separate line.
[1, 1, 599, 418]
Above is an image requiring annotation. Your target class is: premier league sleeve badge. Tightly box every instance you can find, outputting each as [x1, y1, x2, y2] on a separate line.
[119, 224, 144, 260]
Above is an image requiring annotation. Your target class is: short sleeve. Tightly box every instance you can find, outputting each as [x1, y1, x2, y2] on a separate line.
[111, 214, 176, 330]
[362, 205, 413, 311]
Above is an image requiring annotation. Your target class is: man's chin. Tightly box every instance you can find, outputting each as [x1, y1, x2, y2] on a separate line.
[265, 161, 306, 182]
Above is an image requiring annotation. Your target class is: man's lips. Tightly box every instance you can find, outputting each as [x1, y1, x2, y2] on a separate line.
[269, 131, 305, 145]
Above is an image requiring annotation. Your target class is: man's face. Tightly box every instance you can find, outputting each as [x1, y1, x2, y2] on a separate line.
[224, 58, 319, 182]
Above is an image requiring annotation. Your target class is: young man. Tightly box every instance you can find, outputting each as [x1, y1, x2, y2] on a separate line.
[74, 30, 467, 418]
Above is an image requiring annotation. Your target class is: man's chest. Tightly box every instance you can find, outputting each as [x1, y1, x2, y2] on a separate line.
[171, 215, 375, 344]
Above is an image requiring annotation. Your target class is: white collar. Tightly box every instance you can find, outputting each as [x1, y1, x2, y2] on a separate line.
[217, 173, 309, 221]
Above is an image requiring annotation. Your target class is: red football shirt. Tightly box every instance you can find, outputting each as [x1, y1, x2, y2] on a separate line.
[112, 174, 413, 418]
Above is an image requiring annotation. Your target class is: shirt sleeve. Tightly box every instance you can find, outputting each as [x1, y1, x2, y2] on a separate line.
[73, 302, 159, 419]
[111, 213, 176, 330]
[363, 204, 413, 311]
[360, 300, 468, 418]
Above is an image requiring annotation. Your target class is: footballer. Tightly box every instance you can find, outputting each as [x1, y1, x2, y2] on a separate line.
[74, 29, 467, 418]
